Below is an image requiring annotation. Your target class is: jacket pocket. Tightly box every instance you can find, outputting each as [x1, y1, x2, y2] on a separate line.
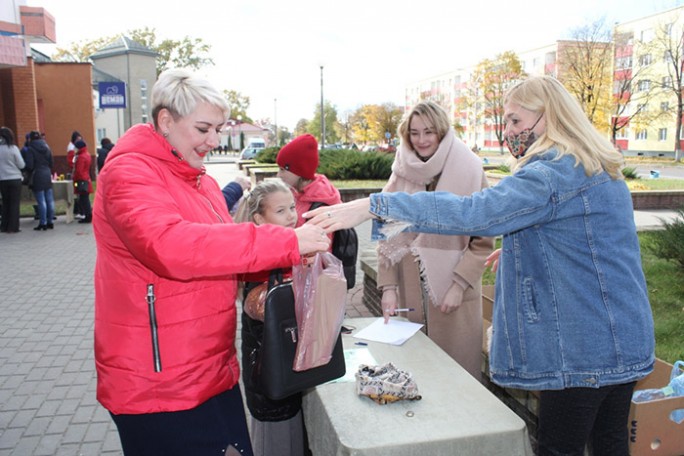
[522, 277, 540, 323]
[147, 284, 162, 372]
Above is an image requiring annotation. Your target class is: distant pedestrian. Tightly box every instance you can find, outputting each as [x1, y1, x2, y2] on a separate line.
[0, 126, 25, 233]
[72, 139, 92, 224]
[24, 131, 55, 230]
[67, 130, 83, 217]
[97, 137, 114, 171]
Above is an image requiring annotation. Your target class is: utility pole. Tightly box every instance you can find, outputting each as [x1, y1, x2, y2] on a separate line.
[320, 65, 325, 150]
[274, 98, 278, 147]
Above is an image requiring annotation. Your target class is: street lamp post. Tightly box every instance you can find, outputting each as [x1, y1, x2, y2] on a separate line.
[320, 65, 325, 150]
[237, 115, 243, 151]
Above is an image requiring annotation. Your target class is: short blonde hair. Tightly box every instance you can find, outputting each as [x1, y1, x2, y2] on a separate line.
[505, 76, 623, 179]
[234, 179, 292, 224]
[398, 101, 450, 149]
[151, 69, 230, 128]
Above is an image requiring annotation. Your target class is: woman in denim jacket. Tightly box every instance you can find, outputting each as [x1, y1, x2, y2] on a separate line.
[306, 76, 655, 456]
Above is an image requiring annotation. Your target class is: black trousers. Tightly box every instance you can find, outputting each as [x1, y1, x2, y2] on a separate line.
[110, 385, 254, 456]
[537, 381, 636, 456]
[77, 192, 91, 219]
[0, 179, 23, 232]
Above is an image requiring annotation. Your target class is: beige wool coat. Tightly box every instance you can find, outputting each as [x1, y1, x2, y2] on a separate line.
[377, 132, 494, 381]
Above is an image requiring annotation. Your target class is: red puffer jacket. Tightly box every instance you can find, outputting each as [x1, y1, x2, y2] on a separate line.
[93, 123, 301, 414]
[73, 147, 93, 194]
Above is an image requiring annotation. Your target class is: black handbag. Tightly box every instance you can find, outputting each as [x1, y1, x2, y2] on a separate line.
[254, 270, 346, 400]
[75, 180, 88, 193]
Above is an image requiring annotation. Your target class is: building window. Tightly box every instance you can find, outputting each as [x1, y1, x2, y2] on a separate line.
[664, 50, 673, 63]
[658, 128, 667, 141]
[661, 102, 670, 112]
[636, 129, 648, 140]
[616, 56, 632, 69]
[616, 128, 629, 139]
[638, 54, 652, 66]
[662, 76, 672, 87]
[640, 28, 654, 42]
[637, 80, 651, 92]
[636, 104, 648, 113]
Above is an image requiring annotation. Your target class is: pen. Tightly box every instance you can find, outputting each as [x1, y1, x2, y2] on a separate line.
[384, 308, 416, 313]
[355, 342, 368, 346]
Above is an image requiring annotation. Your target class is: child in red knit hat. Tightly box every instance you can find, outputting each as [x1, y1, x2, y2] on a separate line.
[276, 134, 342, 228]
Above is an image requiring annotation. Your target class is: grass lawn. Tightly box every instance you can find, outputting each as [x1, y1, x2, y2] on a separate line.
[482, 235, 684, 365]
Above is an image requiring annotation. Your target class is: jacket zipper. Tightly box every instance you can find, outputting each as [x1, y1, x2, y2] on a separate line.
[147, 284, 162, 372]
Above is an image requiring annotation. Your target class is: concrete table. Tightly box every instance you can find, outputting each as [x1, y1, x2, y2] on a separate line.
[52, 180, 75, 223]
[303, 317, 533, 456]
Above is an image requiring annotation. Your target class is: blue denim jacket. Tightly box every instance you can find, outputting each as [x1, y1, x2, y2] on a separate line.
[370, 150, 655, 390]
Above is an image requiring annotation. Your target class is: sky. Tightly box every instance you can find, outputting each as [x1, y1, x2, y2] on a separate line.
[29, 0, 683, 130]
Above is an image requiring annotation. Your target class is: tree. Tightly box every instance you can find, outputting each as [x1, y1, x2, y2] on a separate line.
[307, 101, 339, 145]
[349, 105, 380, 144]
[128, 27, 213, 76]
[473, 51, 525, 152]
[559, 18, 614, 130]
[223, 90, 251, 123]
[652, 17, 684, 161]
[294, 119, 309, 137]
[51, 27, 214, 76]
[373, 103, 404, 145]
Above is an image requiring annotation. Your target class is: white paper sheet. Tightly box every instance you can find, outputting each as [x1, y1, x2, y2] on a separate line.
[352, 318, 424, 345]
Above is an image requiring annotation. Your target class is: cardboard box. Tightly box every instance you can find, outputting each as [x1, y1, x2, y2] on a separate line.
[629, 358, 684, 456]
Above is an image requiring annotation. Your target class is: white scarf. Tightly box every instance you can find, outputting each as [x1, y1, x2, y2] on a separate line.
[377, 129, 484, 305]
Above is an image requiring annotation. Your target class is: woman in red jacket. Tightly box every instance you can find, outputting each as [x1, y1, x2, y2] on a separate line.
[93, 69, 329, 456]
[72, 139, 92, 223]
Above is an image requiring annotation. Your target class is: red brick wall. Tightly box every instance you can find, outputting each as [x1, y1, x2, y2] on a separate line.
[2, 59, 40, 141]
[34, 62, 96, 175]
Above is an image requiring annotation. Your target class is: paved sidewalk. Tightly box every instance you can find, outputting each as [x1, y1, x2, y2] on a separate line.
[0, 159, 676, 455]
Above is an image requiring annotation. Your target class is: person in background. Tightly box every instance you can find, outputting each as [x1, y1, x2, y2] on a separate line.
[306, 76, 655, 456]
[0, 126, 25, 233]
[377, 101, 493, 381]
[235, 179, 307, 456]
[66, 130, 81, 178]
[24, 131, 55, 231]
[97, 137, 115, 172]
[276, 133, 341, 234]
[93, 68, 329, 456]
[222, 174, 251, 214]
[72, 139, 92, 224]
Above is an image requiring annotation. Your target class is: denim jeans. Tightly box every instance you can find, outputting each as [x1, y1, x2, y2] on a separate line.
[33, 188, 55, 225]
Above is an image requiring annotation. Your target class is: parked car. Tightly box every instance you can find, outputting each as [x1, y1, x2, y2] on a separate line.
[240, 146, 264, 160]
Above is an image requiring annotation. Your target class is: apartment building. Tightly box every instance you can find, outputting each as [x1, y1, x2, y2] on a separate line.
[613, 6, 684, 157]
[405, 5, 684, 157]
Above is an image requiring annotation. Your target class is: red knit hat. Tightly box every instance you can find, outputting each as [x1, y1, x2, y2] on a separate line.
[276, 134, 319, 179]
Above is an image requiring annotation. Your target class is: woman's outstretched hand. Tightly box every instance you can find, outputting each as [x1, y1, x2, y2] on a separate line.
[304, 197, 373, 233]
[294, 223, 331, 256]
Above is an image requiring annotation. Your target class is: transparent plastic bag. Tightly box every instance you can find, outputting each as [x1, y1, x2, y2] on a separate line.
[292, 252, 348, 371]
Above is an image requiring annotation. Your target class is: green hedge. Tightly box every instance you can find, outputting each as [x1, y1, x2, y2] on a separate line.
[255, 147, 394, 180]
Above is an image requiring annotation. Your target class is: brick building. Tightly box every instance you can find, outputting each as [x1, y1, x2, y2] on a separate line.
[1, 1, 95, 174]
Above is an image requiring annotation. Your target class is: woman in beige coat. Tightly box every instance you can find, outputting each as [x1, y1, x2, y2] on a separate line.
[378, 101, 493, 380]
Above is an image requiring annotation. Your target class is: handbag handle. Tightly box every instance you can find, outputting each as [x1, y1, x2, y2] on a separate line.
[268, 269, 283, 290]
